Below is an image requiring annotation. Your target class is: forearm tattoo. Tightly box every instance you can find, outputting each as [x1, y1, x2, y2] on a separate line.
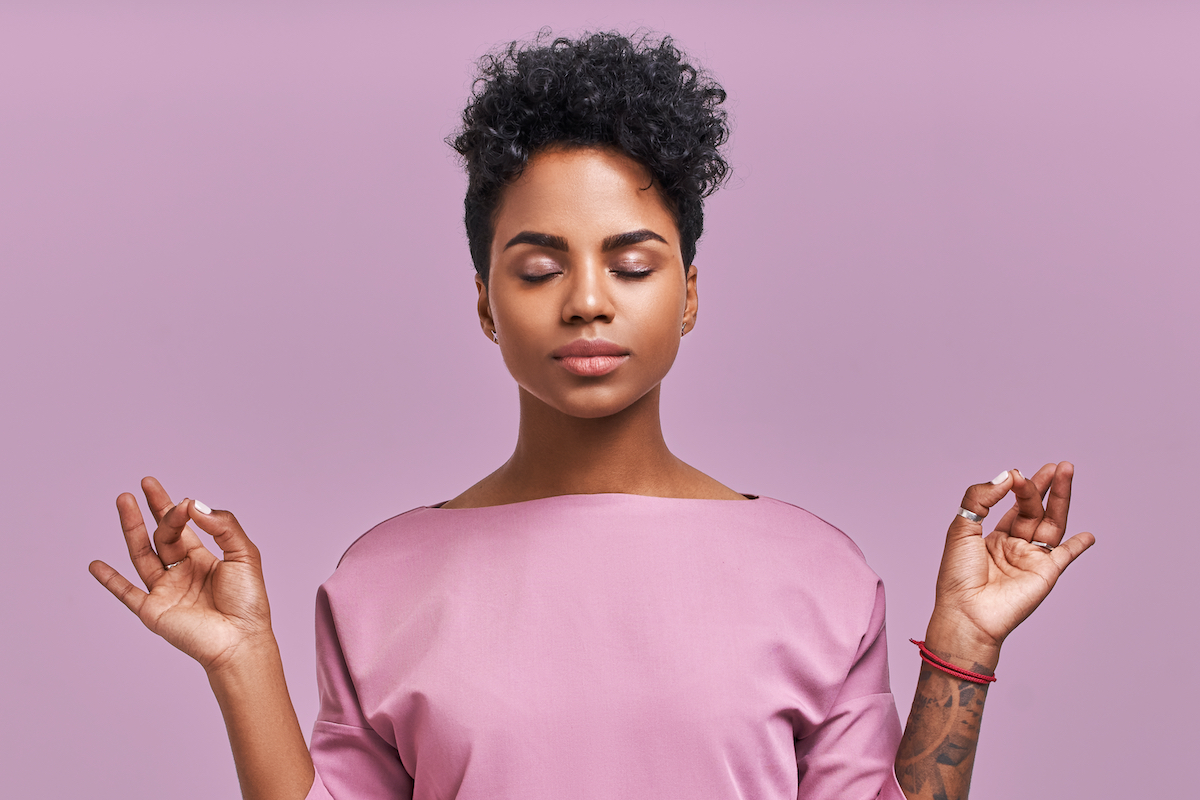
[894, 662, 990, 800]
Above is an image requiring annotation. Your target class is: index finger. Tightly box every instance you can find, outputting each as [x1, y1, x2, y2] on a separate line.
[153, 499, 194, 551]
[142, 476, 206, 554]
[991, 463, 1055, 534]
[1008, 469, 1047, 542]
[1038, 461, 1074, 545]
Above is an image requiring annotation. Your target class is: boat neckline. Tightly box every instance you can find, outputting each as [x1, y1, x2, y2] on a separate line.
[428, 492, 762, 511]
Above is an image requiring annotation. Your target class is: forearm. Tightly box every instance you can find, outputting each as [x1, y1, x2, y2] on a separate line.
[207, 639, 315, 800]
[894, 624, 999, 800]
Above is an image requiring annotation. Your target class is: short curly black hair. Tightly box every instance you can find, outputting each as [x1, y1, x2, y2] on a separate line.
[449, 30, 731, 284]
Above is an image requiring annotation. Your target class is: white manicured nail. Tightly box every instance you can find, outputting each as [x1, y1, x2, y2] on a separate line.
[194, 500, 212, 515]
[991, 470, 1012, 485]
[1015, 469, 1025, 479]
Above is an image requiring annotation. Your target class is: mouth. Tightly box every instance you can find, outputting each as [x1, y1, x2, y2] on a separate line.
[552, 338, 631, 377]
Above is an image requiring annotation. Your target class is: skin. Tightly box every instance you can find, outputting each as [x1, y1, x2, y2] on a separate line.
[89, 482, 314, 800]
[89, 146, 1095, 800]
[446, 144, 744, 508]
[898, 461, 1095, 798]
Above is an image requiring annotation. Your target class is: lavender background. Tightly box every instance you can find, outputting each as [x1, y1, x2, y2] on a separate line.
[2, 3, 1196, 798]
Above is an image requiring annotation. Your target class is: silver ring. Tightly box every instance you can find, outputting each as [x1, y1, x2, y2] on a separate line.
[1029, 540, 1055, 552]
[956, 507, 984, 523]
[164, 559, 185, 570]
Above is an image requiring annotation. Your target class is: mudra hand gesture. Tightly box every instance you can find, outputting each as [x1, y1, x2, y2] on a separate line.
[88, 476, 272, 674]
[926, 461, 1097, 668]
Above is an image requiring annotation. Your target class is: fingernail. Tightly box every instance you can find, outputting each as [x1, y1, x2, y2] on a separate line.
[194, 500, 212, 515]
[991, 470, 1012, 485]
[1015, 469, 1024, 480]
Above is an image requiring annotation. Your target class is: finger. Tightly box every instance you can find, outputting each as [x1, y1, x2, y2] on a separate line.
[1049, 529, 1096, 572]
[142, 477, 208, 562]
[1008, 470, 1046, 542]
[141, 476, 176, 526]
[153, 498, 195, 568]
[188, 502, 261, 566]
[1037, 461, 1074, 547]
[116, 492, 164, 586]
[991, 464, 1055, 535]
[950, 469, 1016, 541]
[89, 559, 149, 618]
[1029, 462, 1056, 499]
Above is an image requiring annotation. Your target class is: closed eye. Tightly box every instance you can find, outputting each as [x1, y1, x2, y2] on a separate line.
[612, 267, 654, 279]
[520, 271, 561, 283]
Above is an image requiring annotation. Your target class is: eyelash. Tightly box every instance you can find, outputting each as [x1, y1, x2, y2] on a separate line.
[519, 268, 653, 283]
[614, 267, 653, 279]
[519, 272, 559, 283]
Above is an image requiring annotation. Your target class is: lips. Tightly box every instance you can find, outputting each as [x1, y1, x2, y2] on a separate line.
[552, 338, 630, 377]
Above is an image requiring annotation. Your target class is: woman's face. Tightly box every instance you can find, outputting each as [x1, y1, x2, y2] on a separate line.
[478, 146, 697, 420]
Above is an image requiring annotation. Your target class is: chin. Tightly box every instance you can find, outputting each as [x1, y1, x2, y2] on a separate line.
[558, 403, 634, 420]
[528, 382, 657, 420]
[549, 395, 640, 420]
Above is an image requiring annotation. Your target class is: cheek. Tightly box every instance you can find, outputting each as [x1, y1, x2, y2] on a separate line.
[621, 295, 685, 378]
[495, 294, 548, 339]
[626, 285, 686, 340]
[645, 317, 684, 370]
[492, 295, 553, 373]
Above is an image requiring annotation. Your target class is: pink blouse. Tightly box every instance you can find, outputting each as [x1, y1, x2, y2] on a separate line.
[304, 494, 906, 799]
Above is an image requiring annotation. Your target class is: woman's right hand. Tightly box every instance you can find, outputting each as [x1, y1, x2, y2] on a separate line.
[89, 476, 274, 674]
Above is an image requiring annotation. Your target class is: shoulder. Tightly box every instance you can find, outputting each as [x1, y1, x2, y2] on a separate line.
[329, 495, 875, 560]
[333, 505, 439, 569]
[700, 497, 888, 631]
[742, 498, 889, 647]
[732, 496, 874, 565]
[760, 497, 871, 556]
[323, 495, 882, 595]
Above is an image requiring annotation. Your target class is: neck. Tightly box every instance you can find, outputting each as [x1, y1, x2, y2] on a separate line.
[441, 383, 749, 508]
[498, 384, 681, 500]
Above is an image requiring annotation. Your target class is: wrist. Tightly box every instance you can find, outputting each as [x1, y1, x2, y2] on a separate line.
[205, 632, 282, 685]
[924, 611, 1002, 673]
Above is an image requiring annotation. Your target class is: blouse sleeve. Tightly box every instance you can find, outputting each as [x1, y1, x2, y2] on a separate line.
[304, 585, 415, 800]
[794, 581, 907, 800]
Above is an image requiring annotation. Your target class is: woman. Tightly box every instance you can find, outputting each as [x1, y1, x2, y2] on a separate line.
[88, 32, 1094, 800]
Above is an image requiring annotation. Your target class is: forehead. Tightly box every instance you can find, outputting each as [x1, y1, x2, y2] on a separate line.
[493, 147, 678, 242]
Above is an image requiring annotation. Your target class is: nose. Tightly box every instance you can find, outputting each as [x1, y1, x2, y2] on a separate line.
[561, 260, 615, 325]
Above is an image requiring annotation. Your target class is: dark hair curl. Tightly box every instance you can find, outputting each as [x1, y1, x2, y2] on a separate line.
[449, 30, 731, 283]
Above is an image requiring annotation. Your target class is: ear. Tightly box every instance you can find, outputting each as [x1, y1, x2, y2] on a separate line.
[682, 264, 698, 334]
[476, 274, 497, 342]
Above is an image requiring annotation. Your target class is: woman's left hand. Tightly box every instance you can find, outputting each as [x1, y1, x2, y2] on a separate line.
[925, 461, 1096, 669]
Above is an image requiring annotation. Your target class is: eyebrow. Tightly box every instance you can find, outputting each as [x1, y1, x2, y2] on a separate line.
[503, 231, 569, 251]
[601, 229, 668, 251]
[502, 228, 669, 253]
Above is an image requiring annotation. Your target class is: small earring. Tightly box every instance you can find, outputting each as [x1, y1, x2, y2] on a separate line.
[681, 322, 686, 336]
[492, 330, 499, 343]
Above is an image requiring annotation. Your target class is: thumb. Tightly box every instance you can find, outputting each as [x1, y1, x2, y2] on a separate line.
[948, 469, 1017, 541]
[187, 500, 261, 566]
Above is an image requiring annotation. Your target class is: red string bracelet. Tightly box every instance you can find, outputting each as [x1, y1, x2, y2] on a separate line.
[910, 639, 997, 685]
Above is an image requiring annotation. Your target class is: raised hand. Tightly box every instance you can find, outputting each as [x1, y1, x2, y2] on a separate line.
[89, 476, 273, 674]
[924, 462, 1096, 667]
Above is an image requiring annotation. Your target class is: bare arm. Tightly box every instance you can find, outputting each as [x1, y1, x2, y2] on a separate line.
[89, 477, 313, 800]
[894, 463, 1094, 799]
[208, 641, 314, 800]
[894, 629, 996, 799]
